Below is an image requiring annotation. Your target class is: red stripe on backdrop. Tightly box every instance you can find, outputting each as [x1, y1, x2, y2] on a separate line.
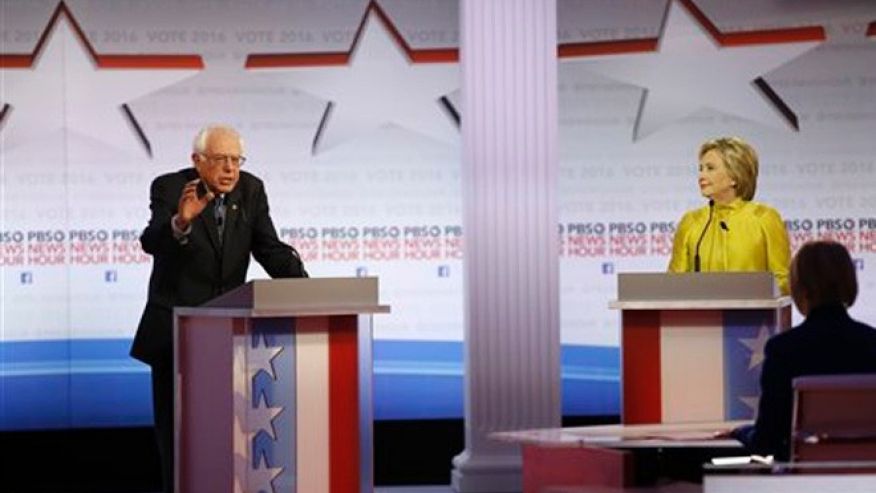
[246, 52, 350, 68]
[0, 3, 204, 70]
[245, 2, 458, 69]
[678, 0, 825, 46]
[716, 26, 825, 47]
[621, 310, 662, 424]
[96, 55, 204, 69]
[558, 38, 658, 58]
[329, 315, 360, 493]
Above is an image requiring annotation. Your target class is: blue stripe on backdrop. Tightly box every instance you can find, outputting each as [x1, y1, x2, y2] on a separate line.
[372, 341, 620, 419]
[561, 344, 620, 417]
[0, 340, 152, 429]
[0, 339, 620, 429]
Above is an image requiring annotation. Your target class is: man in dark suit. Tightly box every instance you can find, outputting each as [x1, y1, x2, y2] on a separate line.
[734, 240, 876, 460]
[130, 124, 306, 493]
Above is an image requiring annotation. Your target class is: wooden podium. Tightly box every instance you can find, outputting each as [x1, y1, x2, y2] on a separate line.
[173, 277, 389, 493]
[610, 272, 792, 424]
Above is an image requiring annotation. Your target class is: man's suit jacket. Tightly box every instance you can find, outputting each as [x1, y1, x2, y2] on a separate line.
[130, 167, 306, 366]
[747, 304, 876, 459]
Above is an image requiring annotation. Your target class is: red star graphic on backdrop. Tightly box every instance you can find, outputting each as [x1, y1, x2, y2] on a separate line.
[558, 0, 826, 140]
[0, 2, 202, 156]
[245, 1, 460, 154]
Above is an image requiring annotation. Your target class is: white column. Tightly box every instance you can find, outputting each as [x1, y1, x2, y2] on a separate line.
[452, 1, 560, 492]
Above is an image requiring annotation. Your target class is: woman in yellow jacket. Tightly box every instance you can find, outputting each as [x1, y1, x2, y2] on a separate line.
[668, 137, 791, 295]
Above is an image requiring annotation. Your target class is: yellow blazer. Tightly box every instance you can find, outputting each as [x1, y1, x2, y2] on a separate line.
[668, 198, 791, 295]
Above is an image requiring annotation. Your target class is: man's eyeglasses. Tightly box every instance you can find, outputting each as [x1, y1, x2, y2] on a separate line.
[200, 154, 246, 167]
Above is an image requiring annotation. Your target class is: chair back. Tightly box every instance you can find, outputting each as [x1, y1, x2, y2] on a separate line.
[792, 374, 876, 461]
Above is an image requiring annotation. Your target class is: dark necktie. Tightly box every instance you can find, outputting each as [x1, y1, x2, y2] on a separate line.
[214, 195, 226, 245]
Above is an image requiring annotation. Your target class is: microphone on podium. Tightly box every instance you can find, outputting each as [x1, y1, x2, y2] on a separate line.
[694, 199, 715, 272]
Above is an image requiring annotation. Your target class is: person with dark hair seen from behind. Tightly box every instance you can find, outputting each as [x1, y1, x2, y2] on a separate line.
[668, 137, 791, 294]
[130, 124, 307, 493]
[732, 240, 876, 460]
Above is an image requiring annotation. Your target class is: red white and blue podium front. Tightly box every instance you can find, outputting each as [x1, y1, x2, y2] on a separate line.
[610, 272, 792, 424]
[173, 278, 389, 493]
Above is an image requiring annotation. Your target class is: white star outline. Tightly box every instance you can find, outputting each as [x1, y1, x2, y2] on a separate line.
[246, 3, 459, 154]
[563, 0, 825, 140]
[234, 445, 283, 493]
[734, 322, 772, 419]
[249, 331, 284, 382]
[231, 330, 286, 493]
[0, 2, 202, 156]
[739, 395, 760, 418]
[738, 323, 772, 418]
[738, 323, 771, 370]
[246, 331, 284, 440]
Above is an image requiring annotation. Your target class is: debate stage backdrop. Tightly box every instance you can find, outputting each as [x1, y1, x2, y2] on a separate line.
[1, 0, 875, 430]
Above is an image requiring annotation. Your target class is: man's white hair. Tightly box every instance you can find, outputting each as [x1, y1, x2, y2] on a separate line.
[192, 125, 245, 154]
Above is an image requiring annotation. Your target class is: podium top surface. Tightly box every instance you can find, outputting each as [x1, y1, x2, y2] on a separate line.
[610, 272, 791, 310]
[491, 420, 748, 449]
[177, 277, 390, 317]
[609, 298, 791, 310]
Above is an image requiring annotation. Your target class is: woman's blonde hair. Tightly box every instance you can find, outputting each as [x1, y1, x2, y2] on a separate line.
[699, 136, 758, 201]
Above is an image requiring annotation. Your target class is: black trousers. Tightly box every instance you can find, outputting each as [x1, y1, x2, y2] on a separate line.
[150, 361, 174, 493]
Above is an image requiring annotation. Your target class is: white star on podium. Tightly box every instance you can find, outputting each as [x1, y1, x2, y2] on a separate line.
[234, 451, 283, 493]
[739, 396, 760, 417]
[248, 405, 284, 441]
[570, 0, 821, 139]
[233, 387, 284, 493]
[249, 463, 283, 493]
[0, 4, 200, 155]
[248, 337, 283, 381]
[248, 7, 459, 154]
[739, 324, 771, 370]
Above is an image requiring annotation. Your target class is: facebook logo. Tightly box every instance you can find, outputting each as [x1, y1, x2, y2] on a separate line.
[20, 272, 33, 284]
[105, 270, 118, 283]
[356, 266, 368, 277]
[853, 258, 864, 271]
[438, 265, 450, 278]
[602, 262, 615, 275]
